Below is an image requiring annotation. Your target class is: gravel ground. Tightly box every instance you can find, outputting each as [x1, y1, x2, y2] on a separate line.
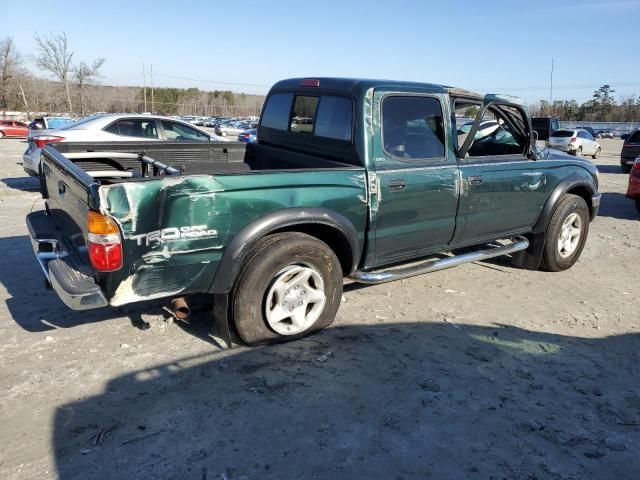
[0, 138, 638, 480]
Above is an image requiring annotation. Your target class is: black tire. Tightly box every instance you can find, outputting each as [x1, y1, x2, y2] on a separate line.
[622, 164, 632, 174]
[541, 194, 590, 272]
[232, 232, 343, 345]
[635, 198, 640, 214]
[592, 147, 601, 159]
[575, 146, 583, 157]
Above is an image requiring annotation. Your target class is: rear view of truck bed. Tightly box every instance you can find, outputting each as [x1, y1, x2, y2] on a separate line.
[28, 141, 367, 311]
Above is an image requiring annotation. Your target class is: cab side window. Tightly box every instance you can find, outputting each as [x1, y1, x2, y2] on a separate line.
[104, 119, 158, 138]
[161, 121, 209, 141]
[454, 101, 528, 157]
[382, 96, 445, 160]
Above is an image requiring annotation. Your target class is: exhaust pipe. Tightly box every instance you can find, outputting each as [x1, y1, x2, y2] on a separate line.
[170, 297, 191, 320]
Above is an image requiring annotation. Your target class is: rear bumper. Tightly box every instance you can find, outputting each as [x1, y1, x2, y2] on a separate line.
[22, 149, 41, 176]
[26, 211, 108, 310]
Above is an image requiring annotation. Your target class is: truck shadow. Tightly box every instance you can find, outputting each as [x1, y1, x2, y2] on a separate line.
[49, 322, 640, 480]
[0, 234, 166, 332]
[597, 192, 638, 221]
[594, 164, 626, 174]
[0, 176, 41, 192]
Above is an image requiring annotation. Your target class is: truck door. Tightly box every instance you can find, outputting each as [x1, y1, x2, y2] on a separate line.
[451, 95, 548, 245]
[370, 91, 459, 266]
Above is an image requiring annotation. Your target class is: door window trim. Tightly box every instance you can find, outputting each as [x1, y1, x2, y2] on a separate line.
[451, 98, 531, 163]
[379, 92, 448, 164]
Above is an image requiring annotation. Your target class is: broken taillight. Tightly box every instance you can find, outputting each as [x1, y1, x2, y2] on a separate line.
[33, 135, 65, 149]
[87, 211, 122, 271]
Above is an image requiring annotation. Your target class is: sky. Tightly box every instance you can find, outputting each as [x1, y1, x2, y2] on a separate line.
[3, 0, 640, 104]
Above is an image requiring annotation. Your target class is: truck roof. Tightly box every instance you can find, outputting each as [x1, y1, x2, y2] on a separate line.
[271, 77, 484, 101]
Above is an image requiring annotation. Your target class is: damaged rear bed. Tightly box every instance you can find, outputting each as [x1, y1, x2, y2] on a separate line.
[27, 141, 367, 310]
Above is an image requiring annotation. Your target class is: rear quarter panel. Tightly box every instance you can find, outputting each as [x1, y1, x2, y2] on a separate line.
[97, 170, 367, 305]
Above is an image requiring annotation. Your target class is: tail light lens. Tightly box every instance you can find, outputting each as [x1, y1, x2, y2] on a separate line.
[87, 211, 122, 271]
[33, 135, 65, 149]
[570, 137, 577, 143]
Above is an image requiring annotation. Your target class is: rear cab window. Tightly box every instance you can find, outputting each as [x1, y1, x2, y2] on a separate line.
[551, 130, 575, 138]
[260, 93, 353, 142]
[627, 131, 640, 143]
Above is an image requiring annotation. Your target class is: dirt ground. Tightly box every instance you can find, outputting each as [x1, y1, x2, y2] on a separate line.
[0, 138, 638, 480]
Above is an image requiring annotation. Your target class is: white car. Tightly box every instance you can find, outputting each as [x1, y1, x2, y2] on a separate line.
[548, 129, 601, 159]
[215, 122, 252, 137]
[22, 114, 215, 176]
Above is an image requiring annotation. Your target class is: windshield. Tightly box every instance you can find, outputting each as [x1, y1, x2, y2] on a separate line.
[550, 130, 574, 138]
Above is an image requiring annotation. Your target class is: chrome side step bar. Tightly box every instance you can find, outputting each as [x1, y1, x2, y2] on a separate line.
[350, 236, 529, 284]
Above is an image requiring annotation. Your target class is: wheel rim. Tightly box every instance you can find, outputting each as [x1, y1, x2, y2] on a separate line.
[595, 148, 600, 158]
[264, 265, 326, 335]
[557, 212, 582, 258]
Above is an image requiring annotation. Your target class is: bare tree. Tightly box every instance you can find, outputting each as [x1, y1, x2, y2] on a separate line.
[73, 58, 105, 115]
[0, 37, 22, 114]
[33, 32, 74, 112]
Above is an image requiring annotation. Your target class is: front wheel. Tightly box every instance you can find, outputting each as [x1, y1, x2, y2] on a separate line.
[592, 147, 601, 159]
[541, 194, 590, 272]
[232, 232, 343, 345]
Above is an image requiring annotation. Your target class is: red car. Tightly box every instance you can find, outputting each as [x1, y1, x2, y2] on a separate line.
[0, 120, 29, 138]
[626, 158, 640, 213]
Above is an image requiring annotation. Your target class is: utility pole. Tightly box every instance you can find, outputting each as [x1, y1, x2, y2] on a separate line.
[150, 64, 154, 113]
[142, 63, 147, 112]
[549, 58, 554, 116]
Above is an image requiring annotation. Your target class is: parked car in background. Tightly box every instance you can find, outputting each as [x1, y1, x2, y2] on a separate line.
[0, 120, 29, 138]
[625, 158, 640, 213]
[548, 128, 601, 158]
[621, 130, 640, 173]
[457, 120, 500, 140]
[238, 128, 257, 143]
[28, 116, 75, 130]
[215, 121, 252, 137]
[22, 114, 215, 176]
[579, 126, 597, 138]
[596, 130, 614, 139]
[531, 117, 559, 141]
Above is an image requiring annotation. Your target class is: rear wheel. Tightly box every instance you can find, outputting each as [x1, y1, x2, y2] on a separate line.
[575, 146, 583, 157]
[232, 232, 343, 345]
[592, 147, 601, 159]
[541, 194, 590, 272]
[622, 164, 632, 174]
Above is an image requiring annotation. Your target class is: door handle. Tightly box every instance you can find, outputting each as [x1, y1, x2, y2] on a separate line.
[388, 179, 406, 191]
[468, 175, 483, 185]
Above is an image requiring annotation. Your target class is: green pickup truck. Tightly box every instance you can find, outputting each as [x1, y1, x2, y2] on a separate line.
[27, 77, 600, 346]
